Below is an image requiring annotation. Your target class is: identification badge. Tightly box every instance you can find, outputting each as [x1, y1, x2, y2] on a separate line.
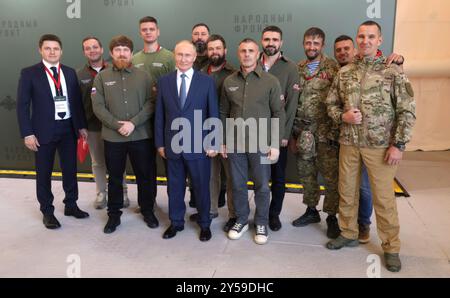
[54, 95, 69, 114]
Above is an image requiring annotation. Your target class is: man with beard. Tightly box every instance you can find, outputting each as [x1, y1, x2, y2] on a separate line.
[333, 35, 405, 244]
[187, 34, 236, 230]
[260, 26, 300, 232]
[77, 36, 129, 210]
[326, 21, 415, 272]
[132, 16, 176, 213]
[221, 38, 284, 245]
[192, 23, 210, 71]
[291, 27, 341, 239]
[92, 35, 159, 234]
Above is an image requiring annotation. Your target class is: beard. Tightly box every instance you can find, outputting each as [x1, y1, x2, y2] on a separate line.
[263, 45, 280, 56]
[113, 58, 131, 70]
[194, 40, 207, 54]
[209, 54, 226, 66]
[305, 50, 320, 61]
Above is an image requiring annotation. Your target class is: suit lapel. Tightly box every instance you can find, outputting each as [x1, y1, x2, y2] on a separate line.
[169, 71, 181, 110]
[38, 62, 55, 103]
[182, 70, 198, 111]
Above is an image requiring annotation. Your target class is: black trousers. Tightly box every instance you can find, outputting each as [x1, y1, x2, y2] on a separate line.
[269, 146, 288, 216]
[35, 119, 78, 215]
[104, 139, 156, 216]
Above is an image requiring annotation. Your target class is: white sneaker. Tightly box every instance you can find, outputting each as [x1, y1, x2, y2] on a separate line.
[123, 193, 130, 208]
[254, 225, 268, 245]
[94, 192, 107, 209]
[228, 223, 248, 240]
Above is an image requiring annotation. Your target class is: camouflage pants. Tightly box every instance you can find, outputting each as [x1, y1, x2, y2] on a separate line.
[295, 141, 339, 214]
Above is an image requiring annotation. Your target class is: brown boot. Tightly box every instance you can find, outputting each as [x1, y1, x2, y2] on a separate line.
[358, 224, 371, 244]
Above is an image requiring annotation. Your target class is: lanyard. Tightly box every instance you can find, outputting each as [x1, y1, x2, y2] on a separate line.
[44, 64, 61, 91]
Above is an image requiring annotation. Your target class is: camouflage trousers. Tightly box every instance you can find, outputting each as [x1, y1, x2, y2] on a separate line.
[295, 141, 339, 215]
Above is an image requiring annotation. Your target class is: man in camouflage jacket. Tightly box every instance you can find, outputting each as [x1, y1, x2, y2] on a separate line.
[291, 27, 341, 239]
[325, 21, 416, 273]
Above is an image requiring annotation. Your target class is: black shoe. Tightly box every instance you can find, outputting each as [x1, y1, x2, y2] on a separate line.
[64, 206, 89, 219]
[188, 188, 196, 208]
[326, 215, 341, 239]
[163, 225, 184, 239]
[43, 214, 61, 229]
[103, 216, 121, 234]
[223, 217, 237, 232]
[218, 189, 226, 208]
[143, 212, 159, 229]
[189, 213, 219, 222]
[269, 214, 282, 231]
[199, 228, 212, 242]
[292, 207, 321, 227]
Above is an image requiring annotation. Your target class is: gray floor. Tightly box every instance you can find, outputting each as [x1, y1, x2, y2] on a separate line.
[0, 151, 449, 278]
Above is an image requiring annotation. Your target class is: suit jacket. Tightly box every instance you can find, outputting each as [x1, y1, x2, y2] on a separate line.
[17, 62, 87, 144]
[155, 70, 219, 160]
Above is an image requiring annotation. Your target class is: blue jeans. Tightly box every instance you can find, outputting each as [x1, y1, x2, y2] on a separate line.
[358, 163, 373, 225]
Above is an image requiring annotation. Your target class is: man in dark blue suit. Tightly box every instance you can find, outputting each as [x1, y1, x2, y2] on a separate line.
[17, 34, 89, 229]
[155, 40, 219, 242]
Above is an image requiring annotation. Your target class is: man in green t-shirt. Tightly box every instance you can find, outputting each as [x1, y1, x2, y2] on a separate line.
[132, 16, 176, 212]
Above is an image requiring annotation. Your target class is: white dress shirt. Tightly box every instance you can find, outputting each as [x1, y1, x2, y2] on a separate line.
[42, 60, 71, 120]
[176, 67, 194, 97]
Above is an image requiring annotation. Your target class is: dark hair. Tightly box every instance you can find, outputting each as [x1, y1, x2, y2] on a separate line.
[139, 16, 158, 26]
[239, 37, 258, 46]
[359, 20, 382, 34]
[39, 34, 62, 49]
[192, 23, 210, 33]
[82, 36, 103, 50]
[262, 25, 283, 39]
[207, 34, 226, 49]
[334, 35, 353, 45]
[109, 35, 134, 52]
[303, 27, 325, 43]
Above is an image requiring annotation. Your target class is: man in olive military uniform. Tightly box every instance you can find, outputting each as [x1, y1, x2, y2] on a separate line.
[188, 34, 236, 229]
[259, 26, 300, 232]
[77, 36, 130, 210]
[291, 27, 340, 239]
[326, 21, 416, 273]
[221, 38, 285, 245]
[92, 35, 159, 234]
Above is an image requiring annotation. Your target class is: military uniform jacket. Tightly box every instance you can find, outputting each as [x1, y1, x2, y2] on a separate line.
[220, 64, 285, 152]
[76, 62, 108, 131]
[293, 54, 339, 143]
[91, 65, 154, 142]
[326, 54, 416, 148]
[259, 53, 300, 140]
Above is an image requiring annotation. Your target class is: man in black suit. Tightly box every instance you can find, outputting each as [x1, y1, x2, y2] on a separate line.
[17, 34, 89, 229]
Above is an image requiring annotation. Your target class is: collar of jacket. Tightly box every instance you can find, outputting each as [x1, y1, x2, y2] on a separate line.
[238, 63, 263, 78]
[112, 64, 133, 73]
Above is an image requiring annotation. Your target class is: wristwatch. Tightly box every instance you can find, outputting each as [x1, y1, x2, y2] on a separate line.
[393, 142, 406, 152]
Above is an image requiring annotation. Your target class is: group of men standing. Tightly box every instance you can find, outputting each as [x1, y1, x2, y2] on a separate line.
[16, 17, 415, 272]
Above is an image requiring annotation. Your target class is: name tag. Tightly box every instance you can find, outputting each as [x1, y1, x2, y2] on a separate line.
[54, 95, 69, 114]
